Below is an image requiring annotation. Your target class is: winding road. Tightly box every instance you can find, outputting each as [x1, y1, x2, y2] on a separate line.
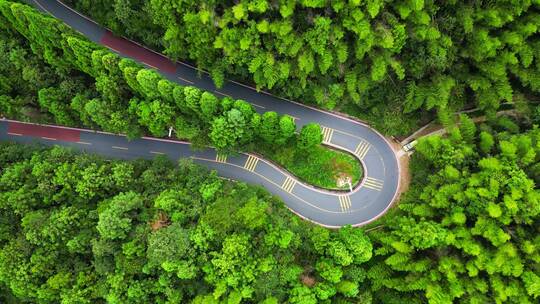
[3, 0, 401, 228]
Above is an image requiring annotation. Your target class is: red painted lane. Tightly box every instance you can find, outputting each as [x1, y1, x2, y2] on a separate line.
[8, 122, 80, 142]
[101, 31, 177, 73]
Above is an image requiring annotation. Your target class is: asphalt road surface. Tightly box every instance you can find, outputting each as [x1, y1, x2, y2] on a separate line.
[6, 0, 401, 228]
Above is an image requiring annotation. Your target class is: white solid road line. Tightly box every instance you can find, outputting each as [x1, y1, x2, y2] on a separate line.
[143, 62, 158, 69]
[106, 45, 121, 54]
[214, 90, 232, 98]
[31, 0, 50, 14]
[178, 76, 194, 84]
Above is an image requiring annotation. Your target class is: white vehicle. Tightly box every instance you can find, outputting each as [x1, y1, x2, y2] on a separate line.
[403, 140, 418, 152]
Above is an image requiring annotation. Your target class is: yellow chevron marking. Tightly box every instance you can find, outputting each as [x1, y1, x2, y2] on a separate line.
[282, 176, 296, 193]
[321, 126, 334, 144]
[244, 155, 259, 172]
[215, 154, 227, 163]
[354, 141, 371, 160]
[364, 177, 384, 191]
[338, 195, 352, 212]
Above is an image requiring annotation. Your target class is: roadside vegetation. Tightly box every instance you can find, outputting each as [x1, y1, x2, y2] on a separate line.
[65, 0, 540, 136]
[0, 1, 539, 303]
[1, 108, 539, 303]
[258, 140, 362, 190]
[0, 1, 361, 189]
[368, 110, 540, 303]
[0, 142, 373, 303]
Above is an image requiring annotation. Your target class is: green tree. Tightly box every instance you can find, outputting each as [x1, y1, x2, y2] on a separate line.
[479, 131, 495, 154]
[277, 115, 296, 145]
[459, 114, 476, 143]
[297, 123, 322, 151]
[96, 192, 143, 240]
[184, 86, 202, 113]
[259, 111, 279, 144]
[200, 91, 219, 121]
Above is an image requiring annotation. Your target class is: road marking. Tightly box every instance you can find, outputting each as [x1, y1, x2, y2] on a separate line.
[112, 146, 128, 150]
[143, 62, 158, 69]
[178, 76, 194, 84]
[7, 132, 22, 136]
[282, 176, 296, 193]
[244, 155, 259, 172]
[251, 103, 266, 109]
[31, 0, 51, 14]
[321, 126, 334, 144]
[216, 153, 227, 163]
[214, 90, 232, 98]
[354, 141, 371, 160]
[77, 141, 92, 145]
[106, 45, 122, 54]
[339, 195, 352, 212]
[190, 156, 342, 216]
[150, 151, 165, 155]
[41, 137, 57, 141]
[364, 177, 383, 191]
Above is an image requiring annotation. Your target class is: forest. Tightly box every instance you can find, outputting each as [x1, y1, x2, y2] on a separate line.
[0, 0, 539, 303]
[0, 105, 539, 304]
[64, 0, 540, 134]
[0, 0, 360, 189]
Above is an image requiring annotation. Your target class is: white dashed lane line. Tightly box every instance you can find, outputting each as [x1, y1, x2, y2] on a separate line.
[112, 146, 128, 150]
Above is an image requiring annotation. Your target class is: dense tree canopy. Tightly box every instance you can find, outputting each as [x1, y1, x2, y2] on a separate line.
[1, 109, 538, 303]
[368, 115, 540, 303]
[0, 1, 539, 303]
[65, 0, 540, 134]
[0, 143, 373, 303]
[0, 0, 364, 190]
[0, 0, 300, 150]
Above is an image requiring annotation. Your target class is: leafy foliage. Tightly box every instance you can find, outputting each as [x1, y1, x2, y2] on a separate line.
[0, 143, 373, 303]
[368, 116, 540, 303]
[65, 0, 540, 135]
[0, 0, 360, 189]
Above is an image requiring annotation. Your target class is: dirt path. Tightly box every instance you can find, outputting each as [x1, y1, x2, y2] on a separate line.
[387, 138, 411, 206]
[400, 109, 518, 145]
